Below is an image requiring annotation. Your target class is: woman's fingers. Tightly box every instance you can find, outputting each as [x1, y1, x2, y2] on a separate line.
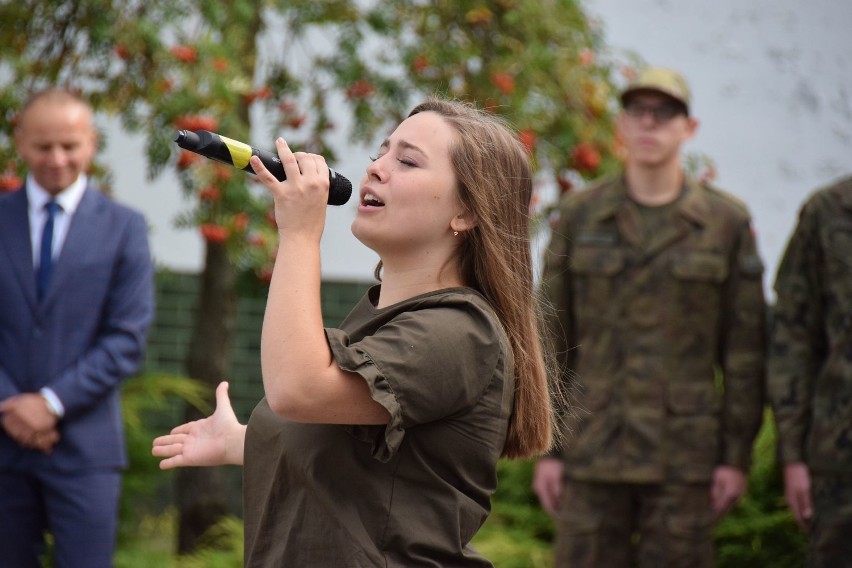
[249, 153, 278, 185]
[152, 435, 188, 470]
[275, 138, 302, 180]
[152, 435, 187, 462]
[151, 443, 179, 458]
[294, 151, 324, 176]
[153, 433, 186, 448]
[249, 138, 299, 187]
[249, 140, 328, 188]
[157, 455, 186, 470]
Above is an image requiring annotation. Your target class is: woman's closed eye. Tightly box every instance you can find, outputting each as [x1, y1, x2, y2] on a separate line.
[369, 152, 417, 168]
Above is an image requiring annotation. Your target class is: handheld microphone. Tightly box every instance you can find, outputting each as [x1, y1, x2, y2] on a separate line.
[173, 129, 352, 206]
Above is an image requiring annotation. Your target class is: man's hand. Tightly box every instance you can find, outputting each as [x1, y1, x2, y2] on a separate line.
[532, 457, 565, 517]
[1, 393, 60, 452]
[710, 465, 748, 519]
[783, 461, 813, 531]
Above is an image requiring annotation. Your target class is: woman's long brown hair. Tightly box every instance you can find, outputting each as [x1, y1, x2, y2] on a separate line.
[407, 97, 561, 458]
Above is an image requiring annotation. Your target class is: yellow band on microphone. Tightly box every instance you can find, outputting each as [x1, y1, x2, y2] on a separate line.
[219, 134, 253, 169]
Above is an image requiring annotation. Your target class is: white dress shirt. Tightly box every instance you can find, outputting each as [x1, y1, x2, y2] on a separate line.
[26, 174, 88, 418]
[26, 173, 87, 269]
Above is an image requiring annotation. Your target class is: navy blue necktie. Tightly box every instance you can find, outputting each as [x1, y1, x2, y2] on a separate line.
[37, 201, 61, 300]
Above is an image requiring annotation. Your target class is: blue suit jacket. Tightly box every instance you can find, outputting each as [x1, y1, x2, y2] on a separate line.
[0, 184, 154, 472]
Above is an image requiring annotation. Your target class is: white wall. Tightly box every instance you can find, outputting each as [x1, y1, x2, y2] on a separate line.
[104, 0, 852, 295]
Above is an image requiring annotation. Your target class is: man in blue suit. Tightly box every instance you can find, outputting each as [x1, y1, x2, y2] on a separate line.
[0, 88, 155, 567]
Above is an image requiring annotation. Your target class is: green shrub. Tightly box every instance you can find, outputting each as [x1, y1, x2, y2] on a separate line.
[115, 509, 243, 568]
[472, 459, 555, 567]
[119, 373, 210, 543]
[114, 511, 175, 568]
[176, 514, 244, 568]
[714, 410, 808, 567]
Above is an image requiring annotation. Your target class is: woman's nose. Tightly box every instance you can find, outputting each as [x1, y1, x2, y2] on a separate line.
[366, 156, 386, 181]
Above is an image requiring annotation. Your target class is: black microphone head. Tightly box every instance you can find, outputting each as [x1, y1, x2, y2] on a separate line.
[329, 173, 353, 206]
[173, 129, 202, 150]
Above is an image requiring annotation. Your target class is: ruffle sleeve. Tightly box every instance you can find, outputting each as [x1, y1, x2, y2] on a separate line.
[325, 303, 504, 462]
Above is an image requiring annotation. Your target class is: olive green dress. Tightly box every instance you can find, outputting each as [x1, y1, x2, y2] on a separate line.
[243, 286, 514, 567]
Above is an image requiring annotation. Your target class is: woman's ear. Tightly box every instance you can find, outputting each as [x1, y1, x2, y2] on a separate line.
[450, 212, 477, 234]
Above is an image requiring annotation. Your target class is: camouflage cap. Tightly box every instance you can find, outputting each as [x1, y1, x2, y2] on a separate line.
[620, 67, 691, 114]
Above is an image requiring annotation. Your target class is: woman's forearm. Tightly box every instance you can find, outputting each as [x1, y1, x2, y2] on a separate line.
[260, 234, 331, 416]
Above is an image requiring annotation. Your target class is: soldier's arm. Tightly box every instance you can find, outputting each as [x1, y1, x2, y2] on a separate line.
[719, 216, 767, 471]
[768, 200, 825, 464]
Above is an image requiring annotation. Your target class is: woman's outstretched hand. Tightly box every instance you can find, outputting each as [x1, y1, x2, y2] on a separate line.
[152, 381, 247, 469]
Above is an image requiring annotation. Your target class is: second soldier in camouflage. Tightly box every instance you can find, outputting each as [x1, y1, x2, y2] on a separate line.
[769, 175, 852, 568]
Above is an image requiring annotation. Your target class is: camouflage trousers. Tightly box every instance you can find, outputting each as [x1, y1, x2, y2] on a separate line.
[808, 474, 852, 568]
[553, 479, 715, 568]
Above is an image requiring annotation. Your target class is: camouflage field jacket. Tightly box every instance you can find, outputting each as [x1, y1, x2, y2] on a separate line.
[543, 174, 767, 483]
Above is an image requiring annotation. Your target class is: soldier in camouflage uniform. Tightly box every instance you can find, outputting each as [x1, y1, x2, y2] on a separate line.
[532, 67, 767, 568]
[768, 175, 852, 568]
